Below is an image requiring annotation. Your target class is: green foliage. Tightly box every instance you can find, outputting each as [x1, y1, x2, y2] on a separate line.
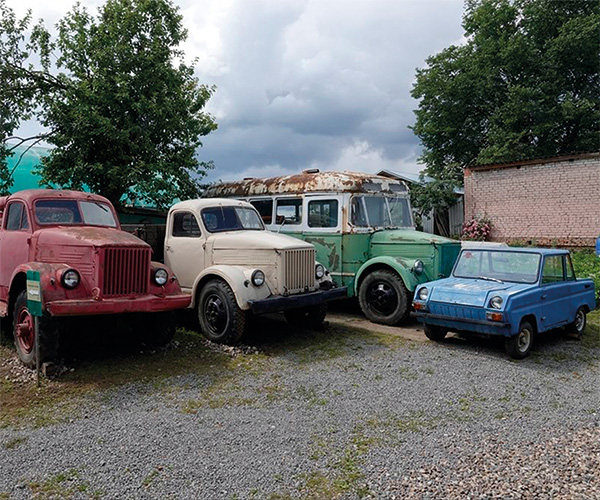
[0, 0, 217, 208]
[411, 0, 599, 188]
[571, 249, 600, 304]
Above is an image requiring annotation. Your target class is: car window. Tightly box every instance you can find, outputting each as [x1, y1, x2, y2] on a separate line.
[308, 200, 338, 228]
[5, 202, 26, 231]
[276, 198, 302, 225]
[542, 255, 564, 284]
[250, 199, 273, 224]
[565, 254, 576, 281]
[172, 212, 201, 237]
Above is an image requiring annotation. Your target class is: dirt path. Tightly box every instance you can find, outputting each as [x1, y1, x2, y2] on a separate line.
[326, 311, 428, 342]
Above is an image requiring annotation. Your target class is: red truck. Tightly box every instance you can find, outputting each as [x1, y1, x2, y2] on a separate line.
[0, 189, 190, 367]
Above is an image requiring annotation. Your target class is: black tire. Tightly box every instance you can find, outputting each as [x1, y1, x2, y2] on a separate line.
[141, 312, 176, 347]
[424, 323, 448, 341]
[198, 280, 245, 343]
[567, 307, 586, 337]
[13, 290, 58, 368]
[505, 321, 534, 359]
[358, 269, 409, 325]
[283, 304, 328, 329]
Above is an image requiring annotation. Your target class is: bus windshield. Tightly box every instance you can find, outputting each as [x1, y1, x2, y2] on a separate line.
[350, 195, 413, 228]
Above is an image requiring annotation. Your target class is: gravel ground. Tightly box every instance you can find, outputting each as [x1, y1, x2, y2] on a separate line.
[0, 313, 599, 499]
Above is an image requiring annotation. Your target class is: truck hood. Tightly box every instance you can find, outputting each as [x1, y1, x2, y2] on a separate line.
[208, 230, 313, 251]
[371, 229, 456, 245]
[34, 226, 148, 248]
[428, 277, 534, 307]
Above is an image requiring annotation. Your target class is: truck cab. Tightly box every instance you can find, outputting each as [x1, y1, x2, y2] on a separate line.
[164, 198, 346, 343]
[0, 189, 190, 367]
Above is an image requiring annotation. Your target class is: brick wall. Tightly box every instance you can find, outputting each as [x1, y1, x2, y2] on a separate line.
[464, 153, 600, 247]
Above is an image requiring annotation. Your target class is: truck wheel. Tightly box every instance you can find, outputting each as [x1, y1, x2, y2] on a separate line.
[358, 269, 409, 325]
[424, 324, 448, 341]
[141, 312, 176, 347]
[198, 280, 245, 344]
[505, 321, 534, 359]
[284, 304, 327, 329]
[567, 307, 586, 337]
[13, 290, 58, 368]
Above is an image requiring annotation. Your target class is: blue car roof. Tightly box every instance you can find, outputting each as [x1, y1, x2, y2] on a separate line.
[460, 247, 568, 256]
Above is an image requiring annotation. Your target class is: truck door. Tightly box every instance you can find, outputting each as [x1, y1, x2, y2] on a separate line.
[0, 201, 32, 292]
[164, 210, 205, 293]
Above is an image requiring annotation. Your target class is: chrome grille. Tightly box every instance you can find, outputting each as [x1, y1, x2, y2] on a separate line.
[102, 247, 150, 296]
[282, 248, 315, 295]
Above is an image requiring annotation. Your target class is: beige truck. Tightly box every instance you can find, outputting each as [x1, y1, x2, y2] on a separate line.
[164, 198, 346, 343]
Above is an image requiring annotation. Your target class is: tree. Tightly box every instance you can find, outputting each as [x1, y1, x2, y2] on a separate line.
[1, 0, 217, 208]
[0, 1, 56, 194]
[411, 0, 599, 188]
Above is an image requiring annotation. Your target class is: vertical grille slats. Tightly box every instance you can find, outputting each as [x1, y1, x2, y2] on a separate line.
[282, 248, 315, 294]
[102, 247, 150, 297]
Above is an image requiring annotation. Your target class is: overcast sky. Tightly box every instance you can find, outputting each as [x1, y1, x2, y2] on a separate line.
[8, 0, 466, 182]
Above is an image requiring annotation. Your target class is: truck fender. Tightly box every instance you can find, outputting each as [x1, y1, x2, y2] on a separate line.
[354, 256, 418, 295]
[6, 262, 75, 317]
[191, 265, 272, 311]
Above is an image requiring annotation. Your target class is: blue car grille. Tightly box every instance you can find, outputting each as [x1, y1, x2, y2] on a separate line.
[429, 302, 486, 322]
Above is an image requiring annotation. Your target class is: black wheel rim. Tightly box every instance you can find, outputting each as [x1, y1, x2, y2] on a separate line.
[204, 294, 227, 335]
[367, 281, 398, 315]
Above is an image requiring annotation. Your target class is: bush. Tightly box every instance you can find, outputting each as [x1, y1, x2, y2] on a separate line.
[461, 215, 493, 241]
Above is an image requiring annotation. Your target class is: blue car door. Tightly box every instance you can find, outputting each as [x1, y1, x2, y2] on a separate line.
[539, 255, 569, 331]
[561, 254, 594, 322]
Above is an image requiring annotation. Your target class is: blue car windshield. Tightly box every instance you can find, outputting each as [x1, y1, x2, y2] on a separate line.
[453, 250, 541, 284]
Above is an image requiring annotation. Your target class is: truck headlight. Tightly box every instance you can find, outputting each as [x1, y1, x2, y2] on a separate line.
[490, 296, 503, 309]
[413, 260, 424, 274]
[61, 269, 80, 289]
[251, 270, 265, 286]
[418, 287, 429, 300]
[154, 268, 168, 286]
[315, 264, 325, 279]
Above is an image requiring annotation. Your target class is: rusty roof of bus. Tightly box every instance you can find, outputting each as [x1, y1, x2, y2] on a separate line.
[205, 170, 409, 197]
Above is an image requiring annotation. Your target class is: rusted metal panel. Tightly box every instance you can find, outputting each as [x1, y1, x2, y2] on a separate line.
[205, 170, 409, 197]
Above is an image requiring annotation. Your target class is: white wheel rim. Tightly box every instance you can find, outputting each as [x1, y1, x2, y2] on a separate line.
[517, 328, 532, 352]
[575, 311, 585, 332]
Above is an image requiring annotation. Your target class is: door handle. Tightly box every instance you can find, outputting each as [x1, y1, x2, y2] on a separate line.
[584, 284, 591, 288]
[541, 294, 547, 299]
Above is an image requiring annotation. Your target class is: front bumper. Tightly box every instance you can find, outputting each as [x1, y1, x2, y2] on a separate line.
[46, 293, 191, 317]
[411, 310, 511, 335]
[248, 286, 347, 315]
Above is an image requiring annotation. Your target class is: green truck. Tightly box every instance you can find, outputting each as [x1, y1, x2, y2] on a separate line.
[206, 170, 461, 325]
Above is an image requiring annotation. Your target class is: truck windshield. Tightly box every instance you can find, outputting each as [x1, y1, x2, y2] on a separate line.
[34, 200, 118, 227]
[351, 195, 413, 228]
[453, 250, 541, 284]
[201, 206, 264, 233]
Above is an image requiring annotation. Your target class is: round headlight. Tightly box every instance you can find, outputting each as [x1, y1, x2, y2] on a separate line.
[413, 260, 424, 274]
[490, 296, 503, 309]
[251, 270, 265, 287]
[315, 264, 325, 279]
[418, 287, 429, 300]
[61, 269, 80, 289]
[154, 268, 168, 286]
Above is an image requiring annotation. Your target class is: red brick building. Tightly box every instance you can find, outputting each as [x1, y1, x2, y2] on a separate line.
[464, 152, 600, 247]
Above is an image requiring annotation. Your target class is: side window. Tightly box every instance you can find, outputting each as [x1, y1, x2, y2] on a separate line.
[542, 255, 564, 284]
[5, 203, 27, 231]
[250, 199, 273, 224]
[276, 198, 302, 225]
[308, 200, 339, 228]
[172, 212, 201, 237]
[350, 197, 367, 226]
[564, 254, 575, 281]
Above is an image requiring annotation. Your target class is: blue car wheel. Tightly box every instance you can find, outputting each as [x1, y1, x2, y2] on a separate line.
[505, 321, 534, 359]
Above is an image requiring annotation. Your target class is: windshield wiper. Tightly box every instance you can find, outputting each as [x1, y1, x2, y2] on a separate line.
[95, 202, 109, 212]
[476, 276, 504, 283]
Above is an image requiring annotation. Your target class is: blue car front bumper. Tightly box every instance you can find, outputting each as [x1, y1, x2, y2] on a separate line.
[411, 310, 512, 336]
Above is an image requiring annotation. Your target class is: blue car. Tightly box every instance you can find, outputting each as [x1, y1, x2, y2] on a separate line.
[596, 236, 600, 257]
[412, 248, 596, 359]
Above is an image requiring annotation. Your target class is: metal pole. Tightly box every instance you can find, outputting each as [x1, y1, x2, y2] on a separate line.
[35, 316, 40, 387]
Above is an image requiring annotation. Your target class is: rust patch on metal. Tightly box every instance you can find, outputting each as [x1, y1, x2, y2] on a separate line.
[205, 171, 409, 198]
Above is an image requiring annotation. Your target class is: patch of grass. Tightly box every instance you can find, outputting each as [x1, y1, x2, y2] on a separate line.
[296, 385, 328, 408]
[0, 329, 234, 429]
[28, 469, 101, 499]
[3, 435, 27, 449]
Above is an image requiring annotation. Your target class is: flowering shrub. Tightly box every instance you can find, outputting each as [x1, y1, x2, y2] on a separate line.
[461, 215, 493, 241]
